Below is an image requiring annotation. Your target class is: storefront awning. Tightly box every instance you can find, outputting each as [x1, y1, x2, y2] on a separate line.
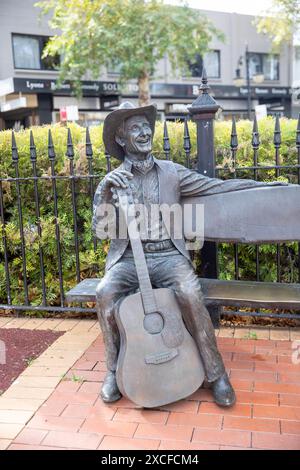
[0, 76, 292, 100]
[0, 77, 120, 97]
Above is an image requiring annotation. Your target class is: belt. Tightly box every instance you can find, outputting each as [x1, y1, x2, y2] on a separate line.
[141, 239, 174, 253]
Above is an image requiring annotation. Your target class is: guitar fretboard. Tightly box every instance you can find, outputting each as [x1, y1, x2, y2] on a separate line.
[117, 189, 158, 315]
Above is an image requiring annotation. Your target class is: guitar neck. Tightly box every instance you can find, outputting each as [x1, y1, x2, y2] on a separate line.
[117, 188, 158, 315]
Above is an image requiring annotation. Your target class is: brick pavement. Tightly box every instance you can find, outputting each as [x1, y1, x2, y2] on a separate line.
[0, 319, 299, 450]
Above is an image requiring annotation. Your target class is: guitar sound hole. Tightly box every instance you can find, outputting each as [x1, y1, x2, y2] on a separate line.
[144, 312, 164, 334]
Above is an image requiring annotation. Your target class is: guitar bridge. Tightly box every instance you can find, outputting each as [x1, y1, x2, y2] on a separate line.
[144, 348, 178, 365]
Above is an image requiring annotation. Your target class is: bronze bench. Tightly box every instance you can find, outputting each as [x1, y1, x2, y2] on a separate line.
[65, 277, 300, 320]
[65, 184, 300, 324]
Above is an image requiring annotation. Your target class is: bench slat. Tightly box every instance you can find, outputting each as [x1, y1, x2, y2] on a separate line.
[200, 278, 300, 309]
[183, 185, 300, 243]
[65, 279, 101, 302]
[65, 278, 300, 310]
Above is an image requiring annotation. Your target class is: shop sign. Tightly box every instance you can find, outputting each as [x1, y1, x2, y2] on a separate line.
[239, 86, 290, 98]
[13, 78, 120, 96]
[2, 77, 291, 100]
[124, 82, 290, 99]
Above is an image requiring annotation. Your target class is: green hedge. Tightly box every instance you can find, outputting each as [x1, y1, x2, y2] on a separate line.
[0, 117, 299, 311]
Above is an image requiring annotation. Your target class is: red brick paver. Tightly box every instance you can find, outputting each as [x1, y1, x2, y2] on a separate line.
[6, 332, 300, 450]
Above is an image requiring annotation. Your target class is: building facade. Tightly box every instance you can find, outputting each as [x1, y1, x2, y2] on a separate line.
[0, 0, 293, 129]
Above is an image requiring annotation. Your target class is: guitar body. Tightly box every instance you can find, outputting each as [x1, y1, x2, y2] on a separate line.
[115, 287, 205, 408]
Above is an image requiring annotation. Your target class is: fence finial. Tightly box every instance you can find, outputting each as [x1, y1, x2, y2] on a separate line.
[252, 115, 260, 149]
[188, 67, 219, 115]
[163, 121, 171, 160]
[48, 129, 56, 160]
[199, 66, 209, 94]
[11, 131, 19, 162]
[183, 118, 191, 168]
[29, 130, 37, 161]
[230, 117, 238, 150]
[183, 118, 191, 152]
[66, 128, 74, 159]
[274, 114, 281, 148]
[86, 127, 93, 159]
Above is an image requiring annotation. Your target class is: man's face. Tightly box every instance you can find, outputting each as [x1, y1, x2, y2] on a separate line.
[120, 115, 152, 156]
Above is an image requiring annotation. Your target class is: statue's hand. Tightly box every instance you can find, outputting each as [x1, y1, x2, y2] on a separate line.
[103, 169, 133, 190]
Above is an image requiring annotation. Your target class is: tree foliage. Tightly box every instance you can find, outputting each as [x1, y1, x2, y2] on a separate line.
[36, 0, 223, 104]
[255, 0, 300, 48]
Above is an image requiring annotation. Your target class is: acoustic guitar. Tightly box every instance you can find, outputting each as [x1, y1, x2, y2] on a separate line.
[114, 187, 204, 408]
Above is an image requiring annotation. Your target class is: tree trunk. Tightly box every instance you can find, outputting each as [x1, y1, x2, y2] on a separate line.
[138, 71, 151, 106]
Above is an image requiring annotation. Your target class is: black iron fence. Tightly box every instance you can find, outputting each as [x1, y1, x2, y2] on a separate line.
[216, 114, 300, 285]
[0, 73, 300, 319]
[0, 128, 103, 314]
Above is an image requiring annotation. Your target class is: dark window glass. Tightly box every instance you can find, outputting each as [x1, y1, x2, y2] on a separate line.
[40, 37, 60, 70]
[248, 52, 279, 80]
[189, 54, 203, 78]
[188, 50, 220, 79]
[249, 53, 262, 77]
[12, 34, 60, 70]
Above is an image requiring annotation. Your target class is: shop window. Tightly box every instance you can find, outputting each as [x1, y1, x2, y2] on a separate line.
[248, 52, 279, 81]
[12, 34, 60, 70]
[188, 50, 220, 79]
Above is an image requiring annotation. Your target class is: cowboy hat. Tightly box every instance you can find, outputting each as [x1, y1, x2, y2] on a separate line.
[103, 101, 157, 160]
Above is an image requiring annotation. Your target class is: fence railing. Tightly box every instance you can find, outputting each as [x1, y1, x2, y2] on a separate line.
[0, 71, 300, 320]
[0, 128, 104, 314]
[216, 114, 300, 285]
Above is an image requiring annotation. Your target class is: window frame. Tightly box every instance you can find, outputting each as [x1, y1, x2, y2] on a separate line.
[203, 49, 221, 79]
[187, 49, 221, 79]
[248, 52, 280, 81]
[12, 33, 59, 71]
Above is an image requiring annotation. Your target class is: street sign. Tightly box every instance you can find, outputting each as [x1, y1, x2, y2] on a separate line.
[59, 107, 67, 121]
[255, 104, 267, 120]
[66, 105, 79, 121]
[60, 106, 79, 121]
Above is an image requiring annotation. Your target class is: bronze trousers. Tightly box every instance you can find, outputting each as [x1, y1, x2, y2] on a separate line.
[96, 250, 225, 382]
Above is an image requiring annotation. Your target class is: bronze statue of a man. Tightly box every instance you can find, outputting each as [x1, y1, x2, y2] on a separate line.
[92, 102, 279, 407]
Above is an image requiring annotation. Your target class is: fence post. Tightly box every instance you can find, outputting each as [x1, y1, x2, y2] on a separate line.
[188, 68, 221, 328]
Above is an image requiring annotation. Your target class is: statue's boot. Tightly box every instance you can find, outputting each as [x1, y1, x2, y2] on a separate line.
[101, 371, 122, 403]
[211, 372, 236, 407]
